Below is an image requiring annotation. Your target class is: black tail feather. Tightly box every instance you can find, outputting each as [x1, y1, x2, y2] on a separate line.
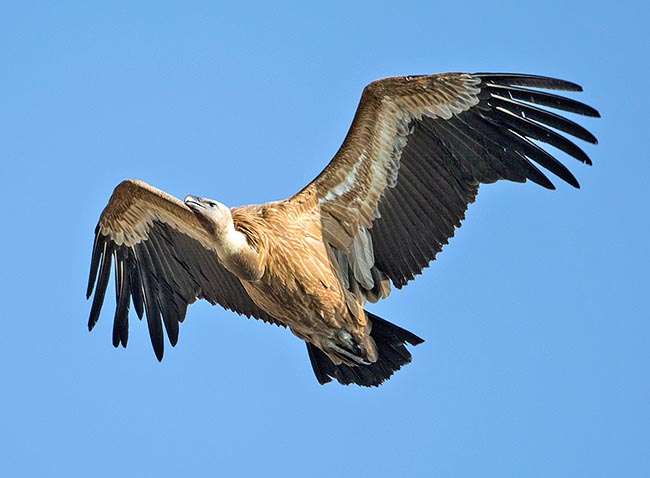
[306, 311, 424, 387]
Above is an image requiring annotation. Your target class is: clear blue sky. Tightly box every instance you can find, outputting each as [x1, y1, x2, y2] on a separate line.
[2, 2, 648, 477]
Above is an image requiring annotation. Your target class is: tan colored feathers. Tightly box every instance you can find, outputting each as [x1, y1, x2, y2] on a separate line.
[97, 179, 213, 250]
[87, 72, 599, 386]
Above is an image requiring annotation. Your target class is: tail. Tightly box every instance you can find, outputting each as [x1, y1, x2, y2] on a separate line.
[306, 311, 424, 387]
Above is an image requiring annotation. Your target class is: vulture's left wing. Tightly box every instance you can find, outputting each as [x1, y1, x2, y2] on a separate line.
[294, 73, 599, 298]
[86, 179, 282, 361]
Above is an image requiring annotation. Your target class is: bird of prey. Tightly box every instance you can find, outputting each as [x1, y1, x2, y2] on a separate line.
[87, 72, 599, 386]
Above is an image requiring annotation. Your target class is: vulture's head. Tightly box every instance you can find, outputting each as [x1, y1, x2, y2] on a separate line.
[184, 195, 232, 234]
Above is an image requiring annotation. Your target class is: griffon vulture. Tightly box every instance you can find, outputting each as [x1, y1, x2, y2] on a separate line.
[87, 72, 599, 386]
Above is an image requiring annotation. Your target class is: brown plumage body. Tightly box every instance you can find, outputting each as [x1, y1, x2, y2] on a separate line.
[227, 190, 377, 365]
[87, 72, 599, 386]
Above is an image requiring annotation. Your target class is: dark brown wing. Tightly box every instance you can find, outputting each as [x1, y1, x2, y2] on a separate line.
[86, 179, 282, 361]
[295, 73, 599, 293]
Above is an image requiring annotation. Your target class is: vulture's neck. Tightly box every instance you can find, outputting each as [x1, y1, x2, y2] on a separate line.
[213, 219, 265, 282]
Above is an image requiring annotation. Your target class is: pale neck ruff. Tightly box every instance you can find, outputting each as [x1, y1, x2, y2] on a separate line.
[214, 220, 249, 258]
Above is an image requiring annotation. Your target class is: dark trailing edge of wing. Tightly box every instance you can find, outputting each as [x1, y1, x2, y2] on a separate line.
[370, 73, 599, 288]
[87, 230, 113, 332]
[86, 221, 283, 361]
[478, 81, 600, 118]
[472, 73, 585, 92]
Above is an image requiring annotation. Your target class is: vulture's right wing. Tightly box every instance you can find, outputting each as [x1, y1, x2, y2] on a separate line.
[86, 179, 283, 361]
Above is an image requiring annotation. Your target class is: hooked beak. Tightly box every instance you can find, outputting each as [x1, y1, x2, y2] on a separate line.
[184, 195, 205, 211]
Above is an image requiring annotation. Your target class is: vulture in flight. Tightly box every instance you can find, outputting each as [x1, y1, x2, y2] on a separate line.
[87, 72, 599, 387]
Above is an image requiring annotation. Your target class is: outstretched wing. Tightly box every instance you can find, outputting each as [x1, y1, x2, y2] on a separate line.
[86, 179, 282, 361]
[298, 73, 599, 294]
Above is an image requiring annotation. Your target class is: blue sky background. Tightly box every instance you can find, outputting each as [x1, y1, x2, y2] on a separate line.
[2, 2, 648, 477]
